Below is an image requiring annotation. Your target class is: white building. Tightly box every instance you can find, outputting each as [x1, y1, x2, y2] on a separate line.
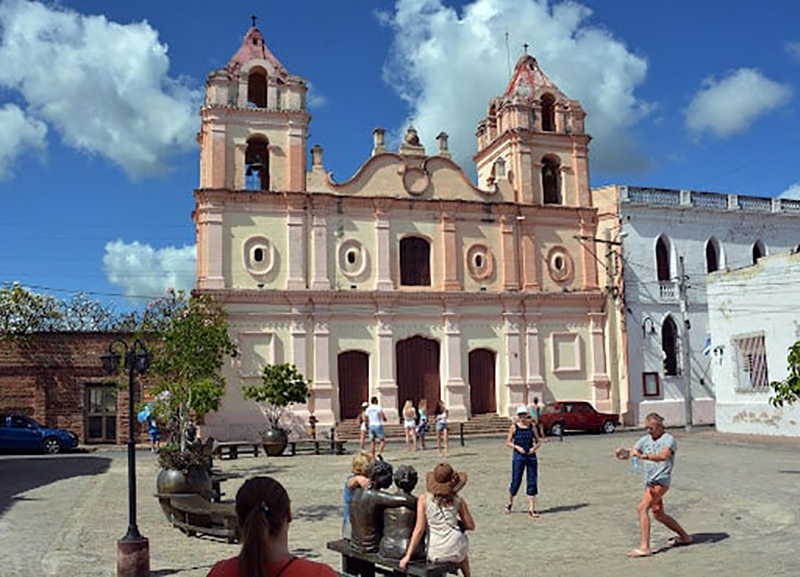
[708, 250, 800, 436]
[594, 185, 800, 426]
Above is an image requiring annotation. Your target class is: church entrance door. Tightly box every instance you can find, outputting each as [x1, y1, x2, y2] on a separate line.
[396, 337, 440, 412]
[469, 348, 496, 415]
[338, 351, 369, 421]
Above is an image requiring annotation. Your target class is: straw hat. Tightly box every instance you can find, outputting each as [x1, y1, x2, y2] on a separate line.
[426, 463, 467, 497]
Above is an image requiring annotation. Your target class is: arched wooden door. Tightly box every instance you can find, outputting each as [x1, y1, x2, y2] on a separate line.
[396, 337, 440, 411]
[469, 348, 496, 415]
[338, 351, 369, 420]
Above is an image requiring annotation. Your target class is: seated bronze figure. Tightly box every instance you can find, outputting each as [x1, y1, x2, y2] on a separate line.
[379, 464, 424, 560]
[349, 459, 416, 553]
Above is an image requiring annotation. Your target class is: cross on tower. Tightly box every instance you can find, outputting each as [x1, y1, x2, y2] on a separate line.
[523, 43, 529, 54]
[251, 15, 257, 28]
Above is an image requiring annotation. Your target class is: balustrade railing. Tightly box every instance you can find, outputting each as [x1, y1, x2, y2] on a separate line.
[690, 192, 728, 209]
[738, 195, 772, 212]
[624, 186, 798, 214]
[627, 187, 680, 206]
[659, 280, 677, 301]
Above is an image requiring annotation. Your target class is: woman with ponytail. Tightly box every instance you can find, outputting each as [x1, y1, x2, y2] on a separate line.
[207, 476, 338, 577]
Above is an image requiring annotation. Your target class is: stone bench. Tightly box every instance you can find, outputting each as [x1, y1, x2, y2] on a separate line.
[289, 438, 348, 456]
[155, 492, 238, 543]
[213, 441, 261, 460]
[327, 538, 459, 577]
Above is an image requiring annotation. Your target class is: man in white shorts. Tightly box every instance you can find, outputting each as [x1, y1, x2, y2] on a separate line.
[366, 396, 386, 459]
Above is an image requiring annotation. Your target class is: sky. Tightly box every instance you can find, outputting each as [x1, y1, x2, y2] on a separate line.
[0, 0, 798, 311]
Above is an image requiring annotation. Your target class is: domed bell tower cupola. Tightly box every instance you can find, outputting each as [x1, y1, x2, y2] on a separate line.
[474, 54, 591, 207]
[198, 21, 310, 192]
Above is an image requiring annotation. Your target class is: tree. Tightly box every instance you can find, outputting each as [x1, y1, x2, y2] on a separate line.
[243, 363, 310, 433]
[141, 291, 237, 450]
[770, 341, 800, 407]
[0, 282, 63, 338]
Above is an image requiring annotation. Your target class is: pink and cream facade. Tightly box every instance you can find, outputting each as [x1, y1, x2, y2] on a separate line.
[195, 27, 612, 438]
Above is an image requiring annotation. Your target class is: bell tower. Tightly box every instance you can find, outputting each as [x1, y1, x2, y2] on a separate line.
[198, 23, 310, 193]
[474, 55, 591, 207]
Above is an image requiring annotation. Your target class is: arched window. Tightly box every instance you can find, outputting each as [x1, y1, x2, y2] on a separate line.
[706, 238, 720, 273]
[752, 240, 765, 264]
[541, 156, 561, 204]
[541, 93, 556, 132]
[247, 67, 267, 108]
[400, 237, 431, 286]
[656, 236, 670, 281]
[245, 136, 269, 191]
[662, 316, 679, 376]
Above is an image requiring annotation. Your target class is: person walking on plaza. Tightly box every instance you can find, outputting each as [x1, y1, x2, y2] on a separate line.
[505, 405, 541, 518]
[357, 401, 369, 452]
[402, 399, 418, 451]
[207, 476, 338, 577]
[416, 399, 429, 451]
[434, 400, 449, 457]
[530, 396, 545, 440]
[366, 396, 387, 459]
[399, 463, 475, 577]
[148, 414, 161, 453]
[615, 412, 693, 558]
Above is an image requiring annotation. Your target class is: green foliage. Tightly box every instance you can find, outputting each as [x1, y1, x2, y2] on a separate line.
[770, 341, 800, 407]
[0, 283, 121, 340]
[157, 442, 209, 474]
[243, 363, 310, 431]
[141, 291, 237, 449]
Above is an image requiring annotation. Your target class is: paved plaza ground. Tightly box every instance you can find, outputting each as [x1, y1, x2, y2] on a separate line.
[1, 428, 799, 577]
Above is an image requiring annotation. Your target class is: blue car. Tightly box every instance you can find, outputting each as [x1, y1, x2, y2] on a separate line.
[0, 413, 79, 454]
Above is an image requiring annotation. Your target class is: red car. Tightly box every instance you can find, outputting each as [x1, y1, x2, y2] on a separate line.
[539, 401, 620, 436]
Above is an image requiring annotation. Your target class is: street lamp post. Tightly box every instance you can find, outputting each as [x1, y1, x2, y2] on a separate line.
[102, 338, 152, 577]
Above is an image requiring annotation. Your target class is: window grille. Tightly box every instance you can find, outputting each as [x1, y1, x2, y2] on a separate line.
[733, 335, 769, 390]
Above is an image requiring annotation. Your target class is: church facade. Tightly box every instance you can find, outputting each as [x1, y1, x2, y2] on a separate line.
[194, 25, 614, 438]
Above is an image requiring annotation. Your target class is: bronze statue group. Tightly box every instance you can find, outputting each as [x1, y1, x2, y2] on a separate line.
[205, 409, 691, 576]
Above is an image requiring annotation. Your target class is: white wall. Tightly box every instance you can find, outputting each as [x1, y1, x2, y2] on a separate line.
[708, 251, 800, 436]
[616, 188, 799, 426]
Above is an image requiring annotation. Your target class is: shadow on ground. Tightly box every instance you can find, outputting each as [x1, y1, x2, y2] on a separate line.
[294, 504, 341, 522]
[150, 564, 214, 577]
[653, 532, 730, 555]
[539, 502, 589, 515]
[0, 455, 112, 517]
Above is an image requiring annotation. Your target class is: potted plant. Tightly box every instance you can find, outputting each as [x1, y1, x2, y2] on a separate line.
[154, 441, 215, 518]
[243, 363, 310, 456]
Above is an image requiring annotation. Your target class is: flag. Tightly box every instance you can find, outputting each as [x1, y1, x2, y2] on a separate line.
[703, 335, 712, 356]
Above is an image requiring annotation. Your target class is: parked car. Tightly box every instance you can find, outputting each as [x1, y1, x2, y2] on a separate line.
[0, 413, 79, 454]
[539, 401, 620, 436]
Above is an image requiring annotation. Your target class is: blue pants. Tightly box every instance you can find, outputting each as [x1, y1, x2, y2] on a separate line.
[509, 456, 538, 497]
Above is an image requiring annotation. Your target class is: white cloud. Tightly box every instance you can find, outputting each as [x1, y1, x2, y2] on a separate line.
[780, 182, 800, 200]
[381, 0, 652, 174]
[103, 240, 196, 300]
[0, 103, 47, 180]
[0, 0, 201, 179]
[685, 68, 792, 138]
[306, 81, 327, 109]
[786, 41, 800, 62]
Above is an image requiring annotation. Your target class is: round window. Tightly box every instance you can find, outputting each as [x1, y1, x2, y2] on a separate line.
[254, 248, 264, 263]
[243, 236, 275, 277]
[554, 256, 563, 271]
[547, 247, 572, 283]
[339, 239, 368, 279]
[347, 250, 357, 265]
[474, 254, 483, 268]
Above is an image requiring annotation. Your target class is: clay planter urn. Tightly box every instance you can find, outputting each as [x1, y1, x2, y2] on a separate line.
[261, 428, 289, 456]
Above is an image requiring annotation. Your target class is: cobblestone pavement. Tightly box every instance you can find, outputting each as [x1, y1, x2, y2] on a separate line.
[1, 428, 799, 577]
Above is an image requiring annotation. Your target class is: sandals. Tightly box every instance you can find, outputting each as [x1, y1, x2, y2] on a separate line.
[626, 549, 651, 558]
[528, 510, 540, 518]
[504, 503, 512, 514]
[667, 536, 693, 548]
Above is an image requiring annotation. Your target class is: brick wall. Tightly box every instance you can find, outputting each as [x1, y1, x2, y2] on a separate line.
[0, 332, 149, 445]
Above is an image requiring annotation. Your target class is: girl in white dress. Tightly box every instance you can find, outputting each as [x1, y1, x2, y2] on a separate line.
[402, 399, 417, 451]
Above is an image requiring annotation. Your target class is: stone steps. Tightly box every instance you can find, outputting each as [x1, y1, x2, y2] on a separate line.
[335, 414, 512, 440]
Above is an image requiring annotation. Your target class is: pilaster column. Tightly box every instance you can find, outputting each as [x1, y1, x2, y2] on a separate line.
[311, 305, 335, 426]
[503, 303, 526, 415]
[442, 212, 460, 291]
[525, 311, 545, 400]
[234, 142, 247, 190]
[310, 200, 332, 290]
[287, 123, 307, 191]
[197, 204, 225, 289]
[376, 306, 398, 421]
[237, 79, 248, 108]
[374, 200, 393, 291]
[521, 223, 539, 290]
[555, 103, 567, 134]
[443, 303, 468, 422]
[572, 139, 592, 206]
[531, 161, 543, 205]
[289, 303, 311, 421]
[500, 211, 520, 291]
[285, 197, 307, 290]
[532, 104, 543, 131]
[579, 216, 598, 290]
[267, 78, 277, 110]
[588, 312, 611, 412]
[517, 147, 534, 204]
